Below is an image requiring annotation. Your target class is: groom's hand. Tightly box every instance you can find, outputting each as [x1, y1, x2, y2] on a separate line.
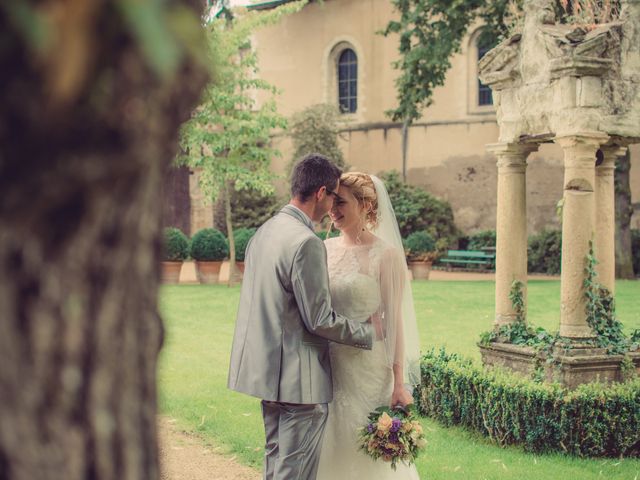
[368, 312, 384, 340]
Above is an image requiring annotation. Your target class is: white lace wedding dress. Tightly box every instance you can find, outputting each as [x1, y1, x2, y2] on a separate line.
[316, 236, 421, 480]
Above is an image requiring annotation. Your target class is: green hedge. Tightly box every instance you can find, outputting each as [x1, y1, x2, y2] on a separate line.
[416, 349, 640, 457]
[458, 230, 496, 250]
[632, 229, 639, 276]
[528, 229, 562, 275]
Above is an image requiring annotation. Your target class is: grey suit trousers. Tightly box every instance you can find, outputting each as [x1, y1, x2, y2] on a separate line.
[261, 400, 329, 480]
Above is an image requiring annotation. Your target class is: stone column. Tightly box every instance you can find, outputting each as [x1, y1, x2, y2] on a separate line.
[595, 145, 626, 294]
[488, 142, 538, 327]
[555, 133, 609, 339]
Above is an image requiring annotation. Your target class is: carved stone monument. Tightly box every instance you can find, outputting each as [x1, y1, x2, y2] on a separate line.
[478, 0, 640, 389]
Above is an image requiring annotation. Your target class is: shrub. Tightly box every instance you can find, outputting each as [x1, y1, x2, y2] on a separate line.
[163, 227, 189, 262]
[233, 228, 256, 262]
[632, 229, 640, 277]
[466, 229, 496, 250]
[190, 228, 229, 261]
[287, 103, 346, 173]
[528, 229, 562, 275]
[214, 187, 282, 236]
[416, 349, 640, 457]
[380, 171, 458, 244]
[403, 231, 437, 261]
[315, 229, 341, 242]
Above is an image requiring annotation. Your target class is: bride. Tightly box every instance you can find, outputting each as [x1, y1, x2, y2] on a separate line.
[316, 172, 421, 479]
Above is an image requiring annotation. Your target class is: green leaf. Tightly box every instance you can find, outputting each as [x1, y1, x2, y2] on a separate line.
[1, 0, 50, 52]
[117, 0, 183, 79]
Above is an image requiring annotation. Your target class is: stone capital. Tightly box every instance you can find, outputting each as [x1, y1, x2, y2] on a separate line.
[554, 132, 610, 150]
[487, 142, 538, 170]
[597, 145, 626, 175]
[487, 142, 540, 156]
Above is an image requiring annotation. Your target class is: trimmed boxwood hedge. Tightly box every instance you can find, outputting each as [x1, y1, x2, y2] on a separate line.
[190, 228, 228, 261]
[163, 227, 189, 261]
[416, 349, 640, 457]
[233, 228, 256, 262]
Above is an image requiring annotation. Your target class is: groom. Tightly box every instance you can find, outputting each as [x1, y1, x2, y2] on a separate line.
[228, 153, 374, 480]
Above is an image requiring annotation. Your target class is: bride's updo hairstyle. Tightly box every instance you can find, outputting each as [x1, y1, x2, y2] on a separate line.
[340, 172, 379, 229]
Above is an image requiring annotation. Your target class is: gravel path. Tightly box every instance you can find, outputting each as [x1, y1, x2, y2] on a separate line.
[428, 270, 559, 281]
[159, 417, 260, 480]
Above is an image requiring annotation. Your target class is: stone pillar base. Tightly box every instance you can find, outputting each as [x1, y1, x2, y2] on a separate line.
[479, 342, 640, 390]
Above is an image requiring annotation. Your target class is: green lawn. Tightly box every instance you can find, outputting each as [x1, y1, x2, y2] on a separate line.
[158, 280, 640, 480]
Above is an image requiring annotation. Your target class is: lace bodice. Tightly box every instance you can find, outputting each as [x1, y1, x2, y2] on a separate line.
[325, 237, 388, 323]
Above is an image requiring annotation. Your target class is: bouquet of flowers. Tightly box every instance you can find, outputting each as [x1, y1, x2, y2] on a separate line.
[358, 404, 426, 470]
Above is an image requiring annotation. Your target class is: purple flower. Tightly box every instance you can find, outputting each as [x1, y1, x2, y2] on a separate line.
[367, 423, 375, 434]
[390, 418, 402, 433]
[389, 432, 399, 442]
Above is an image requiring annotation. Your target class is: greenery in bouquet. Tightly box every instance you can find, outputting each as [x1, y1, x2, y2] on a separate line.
[358, 405, 426, 471]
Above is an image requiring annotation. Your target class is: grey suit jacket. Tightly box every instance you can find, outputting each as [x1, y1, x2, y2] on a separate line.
[227, 205, 373, 404]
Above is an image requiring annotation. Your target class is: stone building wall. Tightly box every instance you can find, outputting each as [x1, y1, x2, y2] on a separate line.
[256, 0, 640, 235]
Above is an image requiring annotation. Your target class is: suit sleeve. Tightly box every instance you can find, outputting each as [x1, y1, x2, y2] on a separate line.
[291, 236, 373, 349]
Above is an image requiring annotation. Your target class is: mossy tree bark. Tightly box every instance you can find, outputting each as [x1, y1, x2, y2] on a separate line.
[615, 150, 635, 279]
[0, 1, 208, 479]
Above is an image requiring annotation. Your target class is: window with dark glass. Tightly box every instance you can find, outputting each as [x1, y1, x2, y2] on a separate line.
[337, 49, 357, 113]
[477, 41, 493, 106]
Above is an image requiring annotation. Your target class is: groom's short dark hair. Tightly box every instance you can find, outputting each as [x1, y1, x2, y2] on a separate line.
[291, 153, 342, 202]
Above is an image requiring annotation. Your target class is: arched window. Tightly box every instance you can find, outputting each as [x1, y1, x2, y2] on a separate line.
[477, 40, 493, 106]
[337, 49, 357, 113]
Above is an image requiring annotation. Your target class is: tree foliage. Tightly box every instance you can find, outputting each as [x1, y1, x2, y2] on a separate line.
[179, 4, 303, 201]
[382, 0, 516, 124]
[179, 1, 306, 280]
[381, 171, 458, 243]
[288, 103, 346, 172]
[214, 186, 282, 235]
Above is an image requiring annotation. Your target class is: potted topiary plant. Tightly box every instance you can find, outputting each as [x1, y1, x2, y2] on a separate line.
[233, 227, 256, 274]
[162, 227, 189, 283]
[190, 228, 229, 284]
[403, 231, 438, 280]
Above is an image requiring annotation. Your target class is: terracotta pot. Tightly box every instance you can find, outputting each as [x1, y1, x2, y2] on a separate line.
[408, 260, 433, 280]
[161, 261, 183, 284]
[195, 260, 223, 284]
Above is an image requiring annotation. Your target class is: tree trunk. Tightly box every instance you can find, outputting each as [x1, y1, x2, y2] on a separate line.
[401, 119, 410, 183]
[223, 181, 238, 286]
[0, 2, 208, 479]
[163, 166, 192, 236]
[615, 150, 634, 279]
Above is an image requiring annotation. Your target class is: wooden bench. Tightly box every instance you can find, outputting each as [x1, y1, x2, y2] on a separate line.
[438, 249, 495, 270]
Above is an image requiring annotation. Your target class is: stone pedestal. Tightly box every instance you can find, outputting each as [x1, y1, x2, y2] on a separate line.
[487, 143, 538, 326]
[555, 133, 609, 339]
[479, 342, 640, 390]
